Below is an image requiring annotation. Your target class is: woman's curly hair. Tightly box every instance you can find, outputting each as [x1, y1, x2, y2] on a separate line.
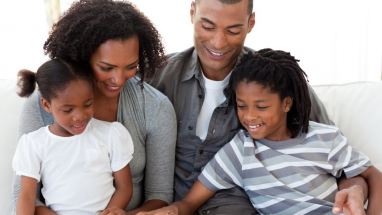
[44, 0, 166, 81]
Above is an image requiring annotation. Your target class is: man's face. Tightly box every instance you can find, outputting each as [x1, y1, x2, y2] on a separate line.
[191, 0, 255, 80]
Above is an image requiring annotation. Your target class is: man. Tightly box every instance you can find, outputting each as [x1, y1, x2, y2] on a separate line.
[150, 0, 367, 214]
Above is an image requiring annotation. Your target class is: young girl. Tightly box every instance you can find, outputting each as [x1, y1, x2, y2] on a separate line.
[13, 59, 134, 215]
[141, 49, 382, 215]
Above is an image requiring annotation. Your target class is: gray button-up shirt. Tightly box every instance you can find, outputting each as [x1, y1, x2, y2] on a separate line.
[149, 47, 331, 210]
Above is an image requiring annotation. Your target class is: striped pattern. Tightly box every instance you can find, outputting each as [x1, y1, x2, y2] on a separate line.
[199, 121, 371, 215]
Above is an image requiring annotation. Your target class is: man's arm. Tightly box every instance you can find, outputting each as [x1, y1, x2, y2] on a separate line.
[333, 176, 368, 214]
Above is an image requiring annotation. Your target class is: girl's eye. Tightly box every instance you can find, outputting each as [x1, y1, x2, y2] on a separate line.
[62, 109, 73, 113]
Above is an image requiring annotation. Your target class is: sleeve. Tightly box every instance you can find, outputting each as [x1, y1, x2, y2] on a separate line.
[13, 91, 48, 212]
[327, 129, 371, 178]
[12, 135, 42, 181]
[109, 122, 134, 172]
[198, 139, 240, 192]
[144, 96, 177, 204]
[308, 85, 334, 125]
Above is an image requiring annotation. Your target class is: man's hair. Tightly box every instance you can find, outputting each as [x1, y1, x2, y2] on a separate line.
[196, 0, 253, 14]
[44, 0, 166, 81]
[228, 49, 311, 137]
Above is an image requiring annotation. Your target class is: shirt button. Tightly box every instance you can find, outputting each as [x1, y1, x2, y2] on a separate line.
[202, 210, 210, 214]
[199, 149, 204, 155]
[188, 126, 193, 130]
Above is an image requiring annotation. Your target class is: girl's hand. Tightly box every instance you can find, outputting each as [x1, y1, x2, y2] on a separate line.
[135, 205, 178, 215]
[100, 207, 127, 215]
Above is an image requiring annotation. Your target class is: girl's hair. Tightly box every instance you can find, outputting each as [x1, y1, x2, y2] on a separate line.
[44, 0, 166, 81]
[17, 59, 92, 102]
[228, 48, 311, 137]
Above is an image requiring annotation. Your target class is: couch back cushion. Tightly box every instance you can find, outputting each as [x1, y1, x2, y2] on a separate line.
[313, 82, 382, 171]
[0, 79, 24, 213]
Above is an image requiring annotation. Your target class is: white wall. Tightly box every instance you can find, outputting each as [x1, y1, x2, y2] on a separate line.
[0, 0, 49, 80]
[1, 0, 382, 84]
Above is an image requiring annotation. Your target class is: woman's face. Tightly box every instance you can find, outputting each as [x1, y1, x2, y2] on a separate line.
[90, 36, 139, 99]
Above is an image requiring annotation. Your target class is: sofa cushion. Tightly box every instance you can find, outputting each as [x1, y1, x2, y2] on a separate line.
[0, 79, 24, 213]
[313, 82, 382, 171]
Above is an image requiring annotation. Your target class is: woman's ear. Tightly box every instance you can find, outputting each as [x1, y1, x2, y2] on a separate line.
[283, 97, 293, 112]
[41, 97, 52, 113]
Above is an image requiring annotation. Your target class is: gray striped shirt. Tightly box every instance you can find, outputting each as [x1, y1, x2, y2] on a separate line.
[199, 121, 371, 215]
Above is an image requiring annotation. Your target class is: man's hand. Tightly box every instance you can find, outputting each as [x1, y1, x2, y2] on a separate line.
[332, 185, 366, 215]
[135, 205, 178, 215]
[100, 207, 127, 215]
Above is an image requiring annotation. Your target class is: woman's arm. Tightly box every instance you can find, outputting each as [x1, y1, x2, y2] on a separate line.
[129, 95, 177, 214]
[17, 176, 37, 215]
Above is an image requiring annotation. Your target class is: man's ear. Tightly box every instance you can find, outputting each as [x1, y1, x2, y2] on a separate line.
[41, 97, 52, 113]
[190, 1, 196, 24]
[247, 12, 255, 33]
[283, 96, 293, 112]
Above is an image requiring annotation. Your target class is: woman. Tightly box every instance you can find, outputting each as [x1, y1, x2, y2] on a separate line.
[13, 0, 176, 214]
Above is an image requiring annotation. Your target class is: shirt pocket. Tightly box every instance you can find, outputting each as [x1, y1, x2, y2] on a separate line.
[84, 145, 111, 173]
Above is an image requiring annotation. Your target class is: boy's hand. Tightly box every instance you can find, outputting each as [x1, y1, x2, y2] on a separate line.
[332, 185, 366, 215]
[100, 207, 127, 215]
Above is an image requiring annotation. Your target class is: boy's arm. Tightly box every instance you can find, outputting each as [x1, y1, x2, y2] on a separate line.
[175, 180, 216, 215]
[102, 165, 132, 213]
[17, 176, 37, 215]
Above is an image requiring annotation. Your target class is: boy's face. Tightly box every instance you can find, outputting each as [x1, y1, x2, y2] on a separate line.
[190, 0, 255, 80]
[235, 81, 292, 141]
[41, 79, 94, 137]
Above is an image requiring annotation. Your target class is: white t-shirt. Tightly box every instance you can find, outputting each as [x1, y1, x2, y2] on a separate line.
[196, 72, 231, 141]
[12, 118, 134, 215]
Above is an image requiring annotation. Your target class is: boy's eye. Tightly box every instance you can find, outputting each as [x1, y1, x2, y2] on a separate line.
[257, 106, 269, 110]
[236, 104, 247, 109]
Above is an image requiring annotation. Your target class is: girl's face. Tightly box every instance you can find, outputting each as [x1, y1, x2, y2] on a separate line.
[41, 79, 94, 137]
[235, 81, 292, 141]
[90, 36, 140, 99]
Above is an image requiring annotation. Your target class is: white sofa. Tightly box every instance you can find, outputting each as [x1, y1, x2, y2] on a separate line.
[1, 79, 382, 214]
